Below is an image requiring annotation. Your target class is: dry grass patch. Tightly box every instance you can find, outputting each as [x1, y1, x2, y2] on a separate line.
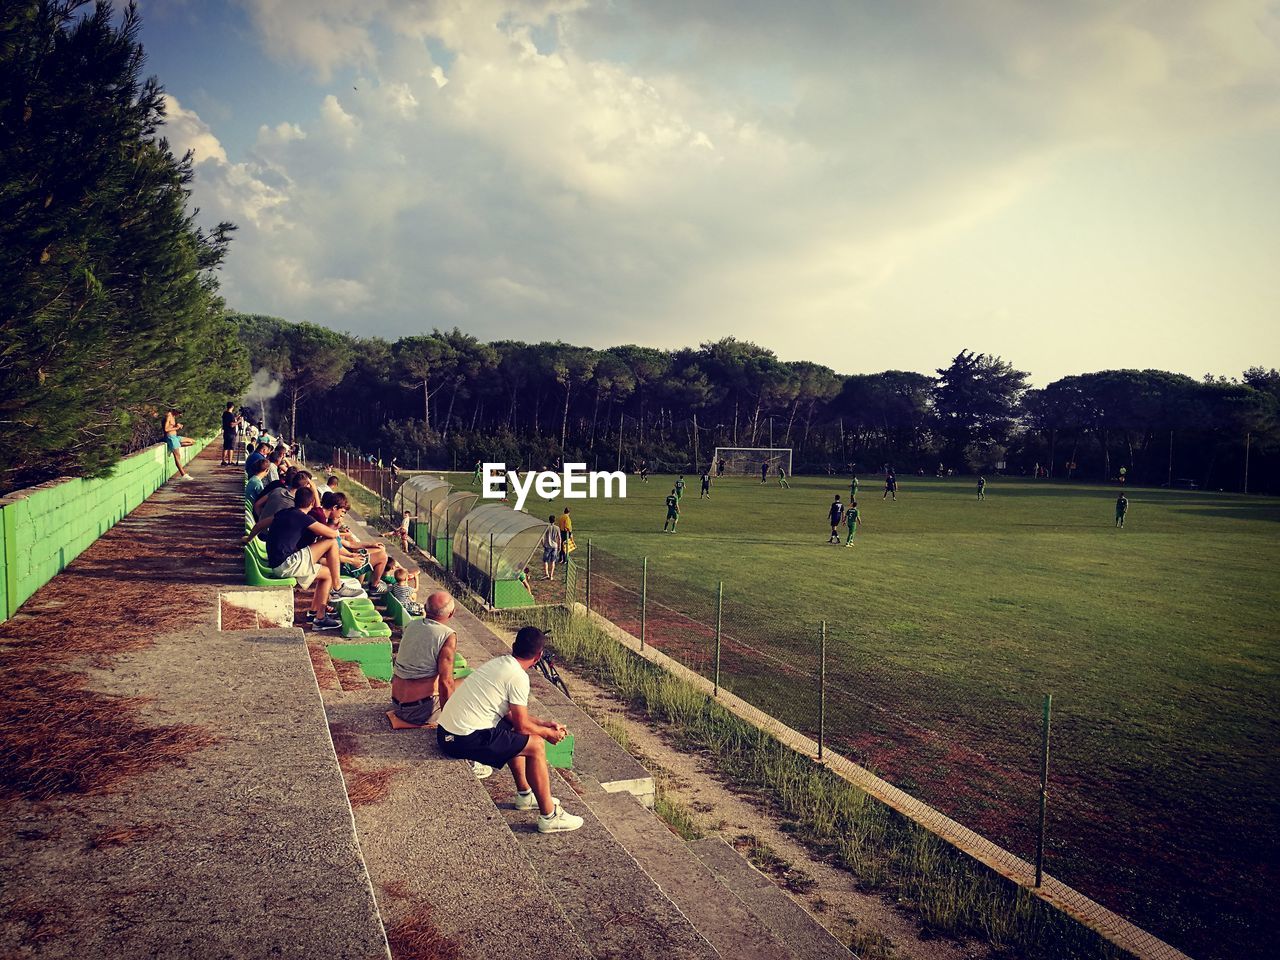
[386, 903, 463, 960]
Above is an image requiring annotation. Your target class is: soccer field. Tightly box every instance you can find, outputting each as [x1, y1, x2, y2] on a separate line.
[517, 471, 1278, 960]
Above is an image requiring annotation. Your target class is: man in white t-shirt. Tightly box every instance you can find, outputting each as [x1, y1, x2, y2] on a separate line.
[437, 627, 583, 834]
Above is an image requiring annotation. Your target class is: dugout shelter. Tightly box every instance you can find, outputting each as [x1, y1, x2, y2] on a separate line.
[452, 503, 544, 608]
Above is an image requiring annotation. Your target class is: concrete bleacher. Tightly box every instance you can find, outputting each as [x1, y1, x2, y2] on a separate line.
[0, 447, 389, 959]
[328, 496, 857, 959]
[3, 450, 856, 958]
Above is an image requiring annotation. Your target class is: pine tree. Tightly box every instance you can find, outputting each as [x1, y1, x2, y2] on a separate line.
[0, 0, 247, 492]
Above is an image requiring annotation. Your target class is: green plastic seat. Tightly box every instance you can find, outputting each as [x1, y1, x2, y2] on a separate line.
[384, 590, 414, 627]
[338, 598, 392, 638]
[244, 547, 296, 587]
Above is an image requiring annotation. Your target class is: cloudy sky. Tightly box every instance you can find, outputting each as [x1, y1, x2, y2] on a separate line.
[137, 0, 1279, 383]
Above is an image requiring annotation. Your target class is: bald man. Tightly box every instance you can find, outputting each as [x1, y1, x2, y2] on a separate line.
[390, 590, 460, 730]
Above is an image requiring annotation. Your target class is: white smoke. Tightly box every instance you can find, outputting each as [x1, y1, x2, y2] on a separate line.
[243, 368, 283, 429]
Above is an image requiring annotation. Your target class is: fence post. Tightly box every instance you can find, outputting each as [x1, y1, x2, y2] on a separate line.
[427, 498, 434, 551]
[818, 621, 828, 761]
[489, 532, 495, 607]
[1035, 693, 1052, 887]
[464, 519, 470, 589]
[640, 556, 648, 649]
[585, 539, 592, 612]
[413, 490, 420, 550]
[714, 580, 724, 696]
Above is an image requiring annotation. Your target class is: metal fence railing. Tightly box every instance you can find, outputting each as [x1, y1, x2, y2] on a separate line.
[569, 540, 1217, 960]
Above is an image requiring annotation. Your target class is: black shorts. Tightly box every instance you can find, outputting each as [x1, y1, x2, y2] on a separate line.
[223, 432, 237, 450]
[437, 717, 528, 769]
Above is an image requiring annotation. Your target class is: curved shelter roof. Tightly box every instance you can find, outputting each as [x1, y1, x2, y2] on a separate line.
[440, 490, 480, 535]
[395, 474, 450, 515]
[453, 503, 548, 585]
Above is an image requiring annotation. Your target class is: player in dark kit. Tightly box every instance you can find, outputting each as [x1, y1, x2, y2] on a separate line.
[883, 473, 897, 501]
[761, 461, 769, 484]
[1115, 494, 1128, 528]
[700, 472, 711, 498]
[663, 489, 680, 532]
[827, 495, 844, 543]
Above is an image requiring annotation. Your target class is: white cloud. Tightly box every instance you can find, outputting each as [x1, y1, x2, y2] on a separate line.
[188, 0, 1280, 373]
[161, 93, 228, 165]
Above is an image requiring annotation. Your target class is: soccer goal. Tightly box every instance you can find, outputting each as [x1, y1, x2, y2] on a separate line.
[712, 447, 793, 477]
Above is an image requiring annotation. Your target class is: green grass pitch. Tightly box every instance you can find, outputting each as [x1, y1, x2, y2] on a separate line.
[515, 470, 1277, 960]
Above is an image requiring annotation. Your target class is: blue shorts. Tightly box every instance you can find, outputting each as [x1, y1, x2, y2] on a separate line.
[165, 435, 181, 452]
[542, 546, 557, 563]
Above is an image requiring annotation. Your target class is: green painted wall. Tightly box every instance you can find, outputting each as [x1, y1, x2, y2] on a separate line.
[0, 437, 212, 621]
[494, 579, 535, 609]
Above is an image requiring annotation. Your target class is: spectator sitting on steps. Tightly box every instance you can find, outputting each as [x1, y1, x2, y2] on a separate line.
[437, 627, 583, 833]
[261, 486, 361, 630]
[391, 590, 458, 729]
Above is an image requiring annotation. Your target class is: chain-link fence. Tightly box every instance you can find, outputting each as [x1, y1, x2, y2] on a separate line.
[574, 540, 1223, 960]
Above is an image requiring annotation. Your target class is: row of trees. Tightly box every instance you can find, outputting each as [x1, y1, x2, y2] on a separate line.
[1, 1, 249, 493]
[236, 316, 1280, 493]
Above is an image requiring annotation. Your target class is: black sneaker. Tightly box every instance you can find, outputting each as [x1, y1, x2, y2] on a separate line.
[312, 615, 341, 631]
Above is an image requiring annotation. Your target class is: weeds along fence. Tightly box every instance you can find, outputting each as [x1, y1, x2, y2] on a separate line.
[566, 541, 1191, 960]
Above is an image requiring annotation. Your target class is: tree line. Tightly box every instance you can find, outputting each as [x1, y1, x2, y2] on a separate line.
[236, 315, 1280, 493]
[1, 1, 248, 493]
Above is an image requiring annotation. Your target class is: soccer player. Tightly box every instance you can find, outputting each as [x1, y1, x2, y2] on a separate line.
[675, 475, 686, 501]
[850, 475, 859, 500]
[883, 472, 897, 501]
[827, 495, 844, 544]
[777, 464, 790, 489]
[1115, 494, 1128, 528]
[760, 461, 769, 484]
[717, 457, 726, 477]
[700, 472, 711, 499]
[639, 459, 650, 482]
[977, 476, 986, 500]
[471, 459, 482, 487]
[844, 499, 861, 546]
[663, 489, 680, 532]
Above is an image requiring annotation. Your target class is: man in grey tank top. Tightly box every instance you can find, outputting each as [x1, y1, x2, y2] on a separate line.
[391, 590, 459, 727]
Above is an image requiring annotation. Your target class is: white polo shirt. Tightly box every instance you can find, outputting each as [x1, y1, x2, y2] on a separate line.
[438, 655, 529, 736]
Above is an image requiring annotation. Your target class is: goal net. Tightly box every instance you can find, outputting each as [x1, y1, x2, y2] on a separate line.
[712, 447, 793, 477]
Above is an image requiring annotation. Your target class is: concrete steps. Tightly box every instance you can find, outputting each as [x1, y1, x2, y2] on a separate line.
[582, 787, 821, 960]
[690, 837, 851, 959]
[323, 693, 592, 960]
[484, 771, 720, 960]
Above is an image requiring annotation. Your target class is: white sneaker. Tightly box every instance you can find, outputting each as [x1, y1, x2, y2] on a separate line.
[537, 802, 583, 834]
[472, 762, 493, 780]
[178, 474, 196, 481]
[333, 583, 364, 599]
[514, 791, 558, 812]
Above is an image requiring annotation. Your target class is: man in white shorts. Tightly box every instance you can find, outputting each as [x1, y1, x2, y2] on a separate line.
[263, 486, 358, 630]
[437, 627, 583, 833]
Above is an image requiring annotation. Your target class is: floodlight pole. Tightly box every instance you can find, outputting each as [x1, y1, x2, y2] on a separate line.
[1035, 693, 1052, 888]
[1244, 432, 1252, 494]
